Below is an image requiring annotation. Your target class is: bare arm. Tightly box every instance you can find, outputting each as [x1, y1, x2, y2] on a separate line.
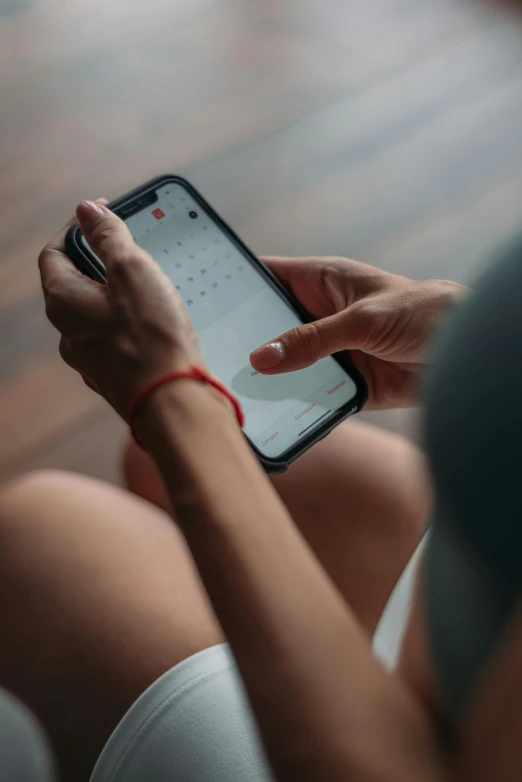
[137, 379, 446, 782]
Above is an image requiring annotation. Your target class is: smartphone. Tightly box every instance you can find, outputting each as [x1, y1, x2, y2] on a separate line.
[66, 175, 367, 473]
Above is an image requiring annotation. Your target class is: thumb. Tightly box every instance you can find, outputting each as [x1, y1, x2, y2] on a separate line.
[76, 201, 144, 280]
[250, 309, 365, 373]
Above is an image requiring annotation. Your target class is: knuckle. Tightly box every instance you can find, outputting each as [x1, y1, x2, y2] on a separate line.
[37, 247, 48, 272]
[58, 338, 72, 365]
[44, 286, 65, 324]
[116, 333, 140, 361]
[349, 299, 375, 326]
[290, 322, 321, 359]
[111, 249, 153, 282]
[349, 299, 386, 350]
[348, 298, 369, 317]
[114, 249, 142, 272]
[107, 247, 132, 275]
[91, 221, 118, 256]
[82, 376, 98, 393]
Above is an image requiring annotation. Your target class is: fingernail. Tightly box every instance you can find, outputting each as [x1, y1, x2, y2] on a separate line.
[250, 341, 286, 370]
[76, 200, 106, 227]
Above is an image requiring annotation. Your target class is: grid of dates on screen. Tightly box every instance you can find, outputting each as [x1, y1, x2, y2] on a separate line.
[127, 184, 265, 332]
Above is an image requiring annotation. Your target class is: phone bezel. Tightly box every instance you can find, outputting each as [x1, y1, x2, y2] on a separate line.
[65, 174, 368, 473]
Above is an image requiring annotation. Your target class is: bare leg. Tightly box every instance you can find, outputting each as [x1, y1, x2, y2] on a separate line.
[0, 421, 428, 778]
[124, 418, 430, 632]
[0, 471, 223, 781]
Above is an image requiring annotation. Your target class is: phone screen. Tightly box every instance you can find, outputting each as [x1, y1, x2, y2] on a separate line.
[82, 181, 359, 459]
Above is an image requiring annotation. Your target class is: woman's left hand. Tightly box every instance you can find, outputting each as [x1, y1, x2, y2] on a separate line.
[39, 200, 205, 418]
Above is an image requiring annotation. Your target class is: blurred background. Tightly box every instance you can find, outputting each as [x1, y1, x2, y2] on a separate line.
[1, 0, 522, 487]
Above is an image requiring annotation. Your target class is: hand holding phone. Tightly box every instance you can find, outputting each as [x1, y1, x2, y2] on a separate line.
[42, 176, 462, 471]
[251, 256, 467, 410]
[40, 200, 206, 419]
[63, 176, 367, 473]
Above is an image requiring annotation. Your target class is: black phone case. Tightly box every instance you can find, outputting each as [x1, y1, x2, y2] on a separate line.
[65, 174, 368, 474]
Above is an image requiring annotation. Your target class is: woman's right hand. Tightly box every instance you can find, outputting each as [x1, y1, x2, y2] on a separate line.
[250, 256, 467, 409]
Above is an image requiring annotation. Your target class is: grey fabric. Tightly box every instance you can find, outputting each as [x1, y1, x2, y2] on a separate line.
[423, 232, 522, 720]
[424, 520, 513, 720]
[0, 687, 55, 782]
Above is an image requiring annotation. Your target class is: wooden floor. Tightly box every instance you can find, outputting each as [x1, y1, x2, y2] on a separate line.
[1, 0, 522, 486]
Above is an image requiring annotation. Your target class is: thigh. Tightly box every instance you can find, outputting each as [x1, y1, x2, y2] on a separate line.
[125, 419, 430, 632]
[0, 470, 223, 782]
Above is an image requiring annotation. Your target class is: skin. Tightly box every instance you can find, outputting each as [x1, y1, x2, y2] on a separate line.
[0, 419, 428, 780]
[2, 200, 519, 780]
[250, 255, 466, 408]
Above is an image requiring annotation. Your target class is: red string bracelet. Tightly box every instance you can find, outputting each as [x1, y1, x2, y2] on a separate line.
[128, 365, 245, 446]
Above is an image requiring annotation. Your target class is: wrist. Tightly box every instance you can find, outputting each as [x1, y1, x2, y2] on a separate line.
[133, 376, 239, 454]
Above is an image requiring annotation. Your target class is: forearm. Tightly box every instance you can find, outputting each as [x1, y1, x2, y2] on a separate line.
[138, 382, 443, 781]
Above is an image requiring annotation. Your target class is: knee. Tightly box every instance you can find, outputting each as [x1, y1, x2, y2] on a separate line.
[0, 468, 79, 503]
[0, 470, 68, 514]
[0, 472, 70, 594]
[0, 470, 84, 546]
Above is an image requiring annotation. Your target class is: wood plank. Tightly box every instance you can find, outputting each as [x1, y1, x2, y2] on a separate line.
[2, 16, 520, 317]
[0, 0, 500, 265]
[2, 17, 515, 313]
[0, 296, 54, 378]
[2, 409, 127, 487]
[193, 17, 522, 222]
[369, 173, 522, 282]
[192, 34, 522, 261]
[0, 356, 106, 475]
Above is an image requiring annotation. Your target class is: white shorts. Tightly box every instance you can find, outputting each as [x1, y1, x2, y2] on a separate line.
[90, 541, 425, 782]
